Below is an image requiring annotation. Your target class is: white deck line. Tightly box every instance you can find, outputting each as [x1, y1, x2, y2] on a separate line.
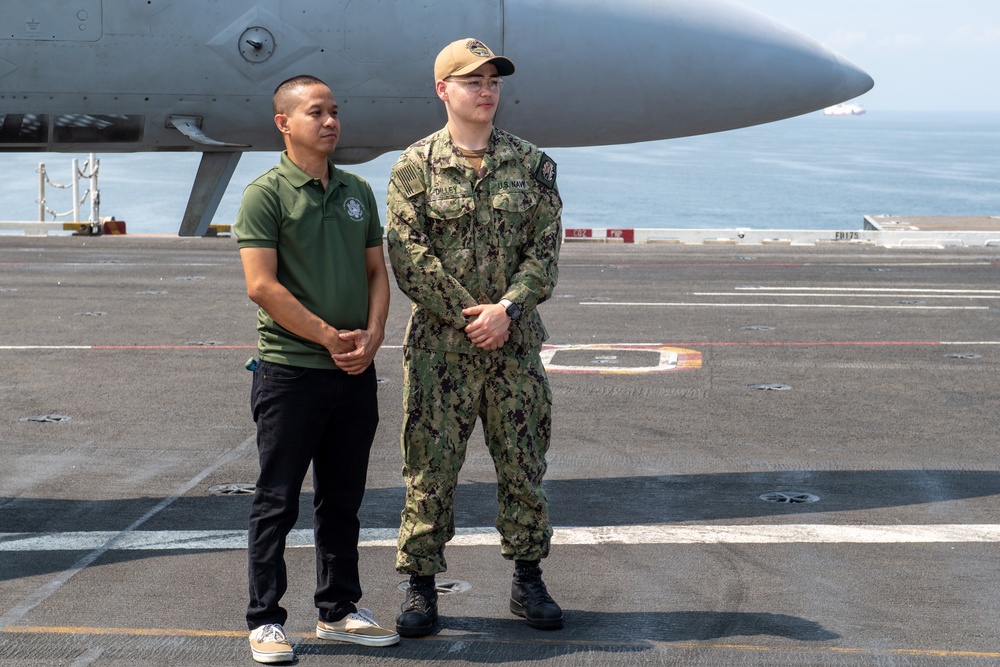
[5, 525, 1000, 551]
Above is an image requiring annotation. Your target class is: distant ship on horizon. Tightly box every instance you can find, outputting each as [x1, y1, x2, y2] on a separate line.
[823, 102, 866, 116]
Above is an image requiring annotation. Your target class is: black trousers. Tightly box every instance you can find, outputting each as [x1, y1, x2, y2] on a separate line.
[246, 360, 378, 630]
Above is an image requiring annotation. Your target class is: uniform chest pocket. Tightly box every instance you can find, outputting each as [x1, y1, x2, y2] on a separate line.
[426, 195, 475, 248]
[492, 190, 538, 246]
[492, 190, 538, 214]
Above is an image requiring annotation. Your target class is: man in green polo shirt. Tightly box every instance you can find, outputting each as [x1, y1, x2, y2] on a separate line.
[234, 74, 396, 664]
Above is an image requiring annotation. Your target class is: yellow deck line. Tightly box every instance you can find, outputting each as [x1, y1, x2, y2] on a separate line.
[5, 625, 1000, 659]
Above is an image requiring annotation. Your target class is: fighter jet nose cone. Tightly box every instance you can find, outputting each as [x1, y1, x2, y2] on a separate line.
[503, 0, 878, 144]
[829, 48, 875, 99]
[850, 65, 876, 98]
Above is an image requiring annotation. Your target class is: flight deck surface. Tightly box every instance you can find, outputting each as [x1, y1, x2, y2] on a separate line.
[2, 236, 999, 666]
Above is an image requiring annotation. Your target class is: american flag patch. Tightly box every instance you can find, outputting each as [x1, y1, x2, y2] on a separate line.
[394, 162, 425, 198]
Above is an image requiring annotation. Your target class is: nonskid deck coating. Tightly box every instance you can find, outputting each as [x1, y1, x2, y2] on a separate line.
[2, 236, 1000, 666]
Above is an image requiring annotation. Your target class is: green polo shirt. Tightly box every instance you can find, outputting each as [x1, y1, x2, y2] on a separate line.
[234, 152, 383, 369]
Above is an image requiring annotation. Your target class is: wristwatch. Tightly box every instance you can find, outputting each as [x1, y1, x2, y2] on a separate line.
[500, 299, 521, 322]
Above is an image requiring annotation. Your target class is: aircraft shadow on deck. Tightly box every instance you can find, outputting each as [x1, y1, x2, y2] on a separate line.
[387, 468, 1000, 527]
[3, 469, 999, 550]
[4, 470, 1000, 540]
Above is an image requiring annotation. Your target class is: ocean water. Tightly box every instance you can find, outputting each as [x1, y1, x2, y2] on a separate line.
[1, 111, 997, 235]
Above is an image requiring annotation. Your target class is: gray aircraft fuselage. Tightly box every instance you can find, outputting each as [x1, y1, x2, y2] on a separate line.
[0, 0, 873, 235]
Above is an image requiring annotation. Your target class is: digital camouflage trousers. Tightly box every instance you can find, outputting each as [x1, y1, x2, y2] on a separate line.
[397, 345, 554, 575]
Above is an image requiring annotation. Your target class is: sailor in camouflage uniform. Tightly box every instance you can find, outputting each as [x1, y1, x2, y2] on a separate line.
[385, 38, 563, 637]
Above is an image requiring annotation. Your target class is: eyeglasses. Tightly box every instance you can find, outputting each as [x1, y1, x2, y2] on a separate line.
[445, 76, 505, 93]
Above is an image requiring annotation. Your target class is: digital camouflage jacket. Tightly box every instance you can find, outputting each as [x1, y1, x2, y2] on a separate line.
[386, 127, 562, 355]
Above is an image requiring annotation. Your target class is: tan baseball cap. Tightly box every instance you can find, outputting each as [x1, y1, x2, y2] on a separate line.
[434, 38, 515, 81]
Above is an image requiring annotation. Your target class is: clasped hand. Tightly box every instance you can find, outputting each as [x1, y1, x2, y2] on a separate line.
[463, 303, 510, 351]
[330, 329, 380, 375]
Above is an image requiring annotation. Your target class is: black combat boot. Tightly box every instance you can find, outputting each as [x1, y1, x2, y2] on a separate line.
[510, 560, 563, 629]
[395, 574, 438, 637]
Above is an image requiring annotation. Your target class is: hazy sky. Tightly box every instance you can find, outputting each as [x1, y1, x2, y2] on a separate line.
[742, 0, 998, 111]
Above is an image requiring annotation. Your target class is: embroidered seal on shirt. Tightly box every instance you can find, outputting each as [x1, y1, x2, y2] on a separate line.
[344, 197, 365, 221]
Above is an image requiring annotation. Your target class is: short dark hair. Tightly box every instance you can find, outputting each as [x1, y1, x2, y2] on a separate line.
[273, 75, 328, 115]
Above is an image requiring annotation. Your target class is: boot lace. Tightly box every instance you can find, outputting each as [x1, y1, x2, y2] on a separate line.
[402, 582, 436, 613]
[519, 576, 555, 604]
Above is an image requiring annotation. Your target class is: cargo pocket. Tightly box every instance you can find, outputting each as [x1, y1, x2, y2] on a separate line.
[400, 355, 424, 468]
[402, 373, 421, 415]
